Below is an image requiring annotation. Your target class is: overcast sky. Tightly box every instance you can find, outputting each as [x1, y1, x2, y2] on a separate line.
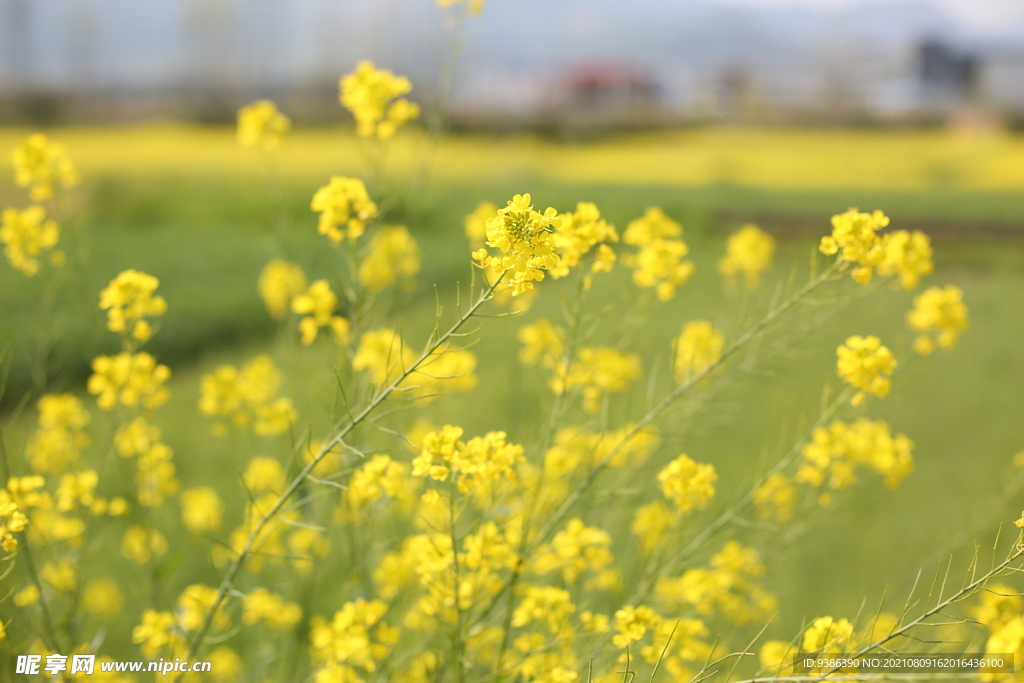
[718, 0, 1024, 30]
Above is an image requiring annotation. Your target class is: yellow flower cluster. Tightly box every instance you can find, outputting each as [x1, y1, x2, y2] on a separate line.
[656, 541, 776, 625]
[473, 193, 561, 296]
[513, 586, 576, 634]
[99, 269, 168, 344]
[675, 320, 725, 381]
[718, 223, 775, 288]
[237, 99, 291, 149]
[465, 201, 496, 246]
[0, 205, 62, 276]
[0, 490, 28, 553]
[631, 500, 675, 553]
[658, 454, 717, 512]
[122, 524, 168, 564]
[437, 0, 485, 17]
[907, 284, 969, 355]
[26, 394, 91, 474]
[132, 609, 184, 657]
[309, 598, 400, 681]
[11, 133, 79, 201]
[544, 424, 658, 477]
[518, 318, 565, 369]
[622, 207, 694, 301]
[550, 201, 618, 280]
[797, 418, 915, 500]
[836, 335, 897, 406]
[242, 588, 303, 628]
[292, 280, 351, 345]
[803, 615, 854, 654]
[819, 209, 933, 288]
[198, 354, 297, 436]
[753, 472, 798, 523]
[258, 258, 307, 319]
[358, 225, 421, 292]
[311, 176, 378, 242]
[88, 351, 171, 411]
[532, 517, 614, 584]
[556, 346, 643, 414]
[354, 328, 477, 398]
[971, 582, 1024, 678]
[180, 487, 224, 532]
[178, 584, 230, 631]
[347, 454, 417, 516]
[340, 61, 420, 139]
[413, 426, 524, 493]
[612, 605, 711, 679]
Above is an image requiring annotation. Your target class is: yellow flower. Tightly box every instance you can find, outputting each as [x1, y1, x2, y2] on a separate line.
[658, 541, 774, 624]
[83, 577, 123, 619]
[412, 427, 523, 494]
[181, 487, 224, 532]
[465, 201, 497, 246]
[518, 318, 565, 368]
[243, 457, 286, 494]
[41, 559, 77, 592]
[26, 394, 91, 474]
[437, 0, 485, 17]
[11, 133, 79, 201]
[798, 418, 914, 492]
[122, 525, 168, 565]
[132, 609, 182, 658]
[348, 454, 417, 516]
[512, 586, 576, 633]
[477, 193, 561, 296]
[877, 229, 933, 290]
[557, 346, 642, 414]
[13, 584, 40, 606]
[753, 472, 797, 523]
[674, 320, 724, 381]
[199, 354, 297, 435]
[550, 201, 619, 279]
[258, 259, 307, 319]
[622, 207, 693, 300]
[803, 616, 854, 654]
[836, 335, 896, 406]
[178, 584, 231, 631]
[311, 176, 378, 242]
[759, 640, 795, 674]
[631, 500, 675, 553]
[612, 605, 661, 648]
[340, 61, 420, 139]
[533, 518, 613, 583]
[99, 269, 167, 343]
[358, 225, 421, 292]
[243, 588, 303, 628]
[353, 329, 477, 399]
[55, 469, 98, 511]
[819, 208, 889, 284]
[718, 223, 775, 288]
[87, 352, 171, 410]
[658, 454, 717, 512]
[237, 99, 291, 149]
[207, 647, 243, 683]
[0, 205, 60, 276]
[907, 284, 969, 355]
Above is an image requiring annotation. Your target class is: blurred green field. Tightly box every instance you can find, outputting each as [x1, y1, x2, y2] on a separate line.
[1, 126, 1023, 668]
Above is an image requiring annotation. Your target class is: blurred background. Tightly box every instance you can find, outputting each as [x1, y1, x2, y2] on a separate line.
[3, 0, 1024, 131]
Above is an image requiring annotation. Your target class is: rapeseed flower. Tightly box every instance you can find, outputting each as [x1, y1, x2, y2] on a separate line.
[476, 193, 560, 296]
[622, 207, 694, 300]
[340, 61, 420, 139]
[258, 259, 307, 319]
[26, 394, 91, 474]
[718, 223, 775, 288]
[11, 133, 79, 201]
[99, 269, 167, 344]
[181, 487, 224, 532]
[907, 284, 969, 355]
[556, 346, 642, 413]
[674, 320, 724, 381]
[291, 280, 350, 345]
[0, 205, 61, 276]
[88, 352, 171, 410]
[836, 335, 896, 406]
[358, 225, 421, 292]
[658, 454, 717, 512]
[237, 99, 291, 149]
[311, 176, 378, 242]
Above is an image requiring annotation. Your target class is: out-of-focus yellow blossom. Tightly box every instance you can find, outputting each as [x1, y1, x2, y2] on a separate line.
[309, 598, 397, 676]
[612, 605, 661, 648]
[243, 457, 286, 494]
[658, 454, 717, 512]
[437, 0, 485, 16]
[803, 616, 854, 654]
[243, 588, 302, 628]
[181, 487, 224, 532]
[14, 584, 40, 606]
[819, 208, 889, 284]
[289, 526, 331, 574]
[199, 354, 297, 435]
[122, 525, 168, 565]
[518, 318, 565, 369]
[556, 346, 642, 413]
[83, 577, 123, 619]
[718, 223, 775, 288]
[136, 440, 179, 507]
[657, 541, 776, 625]
[340, 61, 420, 139]
[206, 647, 243, 683]
[798, 418, 914, 495]
[353, 328, 477, 399]
[533, 518, 613, 583]
[237, 99, 291, 149]
[836, 335, 896, 406]
[26, 393, 91, 474]
[374, 536, 426, 600]
[753, 472, 797, 523]
[759, 640, 795, 674]
[311, 175, 377, 242]
[907, 284, 969, 355]
[632, 500, 675, 553]
[25, 508, 84, 546]
[347, 454, 417, 516]
[212, 493, 292, 573]
[132, 609, 183, 658]
[0, 205, 61, 276]
[40, 559, 77, 592]
[98, 269, 167, 343]
[11, 133, 79, 201]
[0, 490, 29, 552]
[258, 258, 307, 319]
[674, 320, 724, 381]
[971, 583, 1022, 632]
[475, 193, 560, 296]
[177, 584, 230, 631]
[358, 225, 421, 291]
[291, 279, 351, 345]
[550, 201, 619, 280]
[513, 586, 576, 634]
[544, 424, 658, 477]
[465, 201, 496, 246]
[88, 352, 171, 410]
[859, 612, 899, 645]
[413, 426, 523, 494]
[622, 207, 694, 300]
[55, 469, 98, 511]
[878, 229, 933, 289]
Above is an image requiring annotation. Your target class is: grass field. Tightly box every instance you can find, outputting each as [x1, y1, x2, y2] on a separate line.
[1, 125, 1023, 674]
